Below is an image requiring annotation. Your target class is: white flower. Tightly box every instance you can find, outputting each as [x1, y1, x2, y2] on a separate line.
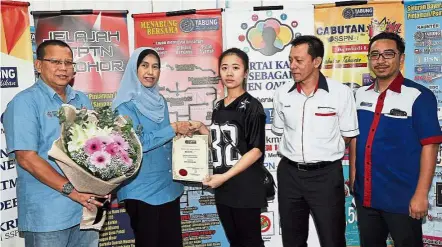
[84, 122, 99, 139]
[96, 126, 113, 137]
[67, 124, 88, 152]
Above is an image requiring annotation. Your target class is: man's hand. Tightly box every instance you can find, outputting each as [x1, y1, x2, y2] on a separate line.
[69, 190, 109, 211]
[409, 193, 429, 219]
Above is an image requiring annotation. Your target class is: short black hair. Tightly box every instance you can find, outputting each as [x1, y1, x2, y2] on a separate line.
[368, 32, 405, 53]
[218, 48, 249, 73]
[290, 35, 324, 60]
[36, 40, 73, 60]
[137, 49, 161, 68]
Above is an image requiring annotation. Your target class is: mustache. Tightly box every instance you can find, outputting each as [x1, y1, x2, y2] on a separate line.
[374, 65, 389, 69]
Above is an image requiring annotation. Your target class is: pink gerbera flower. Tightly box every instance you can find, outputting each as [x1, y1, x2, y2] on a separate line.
[120, 152, 133, 166]
[99, 136, 114, 146]
[111, 134, 129, 151]
[84, 137, 104, 155]
[90, 151, 111, 168]
[105, 143, 120, 157]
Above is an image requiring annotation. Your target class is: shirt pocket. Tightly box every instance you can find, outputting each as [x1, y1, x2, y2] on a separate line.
[381, 114, 412, 141]
[281, 105, 299, 130]
[313, 111, 338, 138]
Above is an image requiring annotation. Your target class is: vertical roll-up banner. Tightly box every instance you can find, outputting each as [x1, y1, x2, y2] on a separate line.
[1, 1, 33, 246]
[32, 10, 130, 108]
[224, 5, 315, 246]
[133, 9, 226, 246]
[405, 1, 442, 245]
[314, 1, 404, 246]
[32, 10, 133, 246]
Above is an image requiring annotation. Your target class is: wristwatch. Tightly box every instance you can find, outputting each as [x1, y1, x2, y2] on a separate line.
[61, 182, 74, 196]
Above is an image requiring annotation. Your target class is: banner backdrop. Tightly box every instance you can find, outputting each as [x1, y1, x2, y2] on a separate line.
[315, 1, 405, 90]
[404, 1, 442, 246]
[32, 10, 130, 108]
[314, 1, 404, 245]
[133, 9, 225, 247]
[0, 1, 34, 247]
[224, 6, 315, 246]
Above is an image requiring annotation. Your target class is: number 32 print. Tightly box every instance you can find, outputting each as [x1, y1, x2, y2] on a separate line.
[210, 123, 242, 168]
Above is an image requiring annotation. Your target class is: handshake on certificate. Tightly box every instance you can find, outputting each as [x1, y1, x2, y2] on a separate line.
[171, 120, 206, 137]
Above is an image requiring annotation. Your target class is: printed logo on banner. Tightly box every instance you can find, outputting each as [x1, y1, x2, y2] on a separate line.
[1, 67, 18, 88]
[368, 17, 402, 39]
[437, 182, 442, 207]
[179, 18, 220, 33]
[342, 7, 374, 19]
[414, 30, 442, 41]
[261, 212, 275, 235]
[362, 73, 374, 86]
[264, 108, 274, 124]
[245, 18, 294, 56]
[317, 24, 366, 44]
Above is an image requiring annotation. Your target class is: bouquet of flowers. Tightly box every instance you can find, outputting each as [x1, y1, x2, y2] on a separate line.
[48, 104, 142, 230]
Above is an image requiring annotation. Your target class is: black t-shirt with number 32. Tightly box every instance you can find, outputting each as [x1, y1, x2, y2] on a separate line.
[210, 92, 267, 208]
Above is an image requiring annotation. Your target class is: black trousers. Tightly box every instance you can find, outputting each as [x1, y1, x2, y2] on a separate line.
[277, 158, 346, 247]
[216, 203, 265, 247]
[124, 198, 183, 247]
[355, 200, 423, 247]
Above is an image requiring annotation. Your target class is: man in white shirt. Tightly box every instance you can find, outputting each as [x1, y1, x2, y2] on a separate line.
[272, 35, 359, 247]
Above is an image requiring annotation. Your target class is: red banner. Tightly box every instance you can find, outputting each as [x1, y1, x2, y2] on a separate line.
[133, 9, 224, 125]
[32, 10, 130, 108]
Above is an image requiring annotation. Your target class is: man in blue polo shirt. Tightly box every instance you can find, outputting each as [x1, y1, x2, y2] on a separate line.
[3, 40, 105, 246]
[350, 32, 442, 246]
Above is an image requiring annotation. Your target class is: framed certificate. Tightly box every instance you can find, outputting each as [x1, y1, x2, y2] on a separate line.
[172, 135, 209, 182]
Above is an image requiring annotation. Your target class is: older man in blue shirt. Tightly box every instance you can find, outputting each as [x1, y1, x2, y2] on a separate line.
[3, 40, 104, 247]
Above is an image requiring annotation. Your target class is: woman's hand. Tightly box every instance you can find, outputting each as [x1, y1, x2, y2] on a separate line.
[190, 121, 210, 135]
[202, 174, 228, 189]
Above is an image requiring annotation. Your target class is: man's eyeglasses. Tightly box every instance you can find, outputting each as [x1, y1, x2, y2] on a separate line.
[40, 58, 76, 68]
[367, 51, 399, 60]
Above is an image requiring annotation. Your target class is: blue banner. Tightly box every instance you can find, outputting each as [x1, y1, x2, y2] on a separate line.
[405, 1, 442, 245]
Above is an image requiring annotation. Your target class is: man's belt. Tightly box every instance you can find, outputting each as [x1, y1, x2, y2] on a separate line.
[283, 157, 338, 171]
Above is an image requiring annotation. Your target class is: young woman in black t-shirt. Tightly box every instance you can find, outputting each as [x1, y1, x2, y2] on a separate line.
[194, 48, 267, 247]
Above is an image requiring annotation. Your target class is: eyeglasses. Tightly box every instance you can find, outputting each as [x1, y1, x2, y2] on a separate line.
[367, 51, 399, 60]
[40, 58, 76, 68]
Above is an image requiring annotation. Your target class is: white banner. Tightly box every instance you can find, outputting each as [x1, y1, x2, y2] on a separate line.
[224, 6, 316, 246]
[1, 2, 35, 246]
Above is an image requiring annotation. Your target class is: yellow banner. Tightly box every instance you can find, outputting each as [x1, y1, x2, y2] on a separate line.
[314, 1, 404, 87]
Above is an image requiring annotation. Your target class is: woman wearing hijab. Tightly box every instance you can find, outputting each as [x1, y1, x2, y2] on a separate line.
[112, 47, 194, 247]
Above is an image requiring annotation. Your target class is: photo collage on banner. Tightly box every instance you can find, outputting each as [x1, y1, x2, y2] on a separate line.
[405, 1, 442, 245]
[133, 10, 227, 247]
[0, 1, 34, 247]
[31, 11, 133, 247]
[224, 6, 315, 246]
[32, 10, 130, 108]
[314, 1, 404, 246]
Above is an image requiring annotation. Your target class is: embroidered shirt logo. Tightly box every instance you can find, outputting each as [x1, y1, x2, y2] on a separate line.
[360, 102, 373, 107]
[239, 99, 250, 109]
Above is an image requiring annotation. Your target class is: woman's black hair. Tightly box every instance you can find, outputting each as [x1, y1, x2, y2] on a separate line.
[137, 49, 161, 68]
[218, 48, 249, 90]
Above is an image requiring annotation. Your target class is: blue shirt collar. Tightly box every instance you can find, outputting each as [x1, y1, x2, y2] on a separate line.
[36, 78, 79, 102]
